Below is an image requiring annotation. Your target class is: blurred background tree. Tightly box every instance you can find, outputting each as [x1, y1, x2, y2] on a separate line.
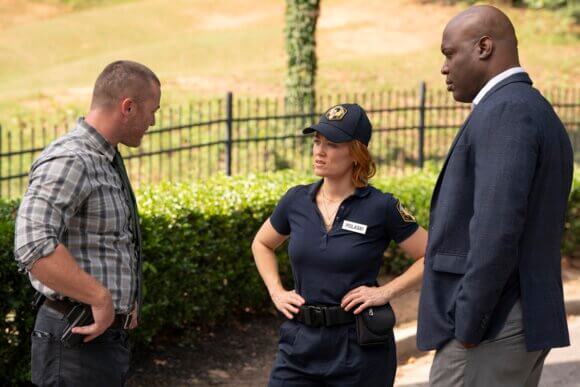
[284, 0, 321, 114]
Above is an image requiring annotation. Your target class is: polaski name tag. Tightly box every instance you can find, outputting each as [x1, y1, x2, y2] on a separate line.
[342, 220, 367, 235]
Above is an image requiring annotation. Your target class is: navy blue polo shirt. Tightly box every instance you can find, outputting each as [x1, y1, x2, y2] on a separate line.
[270, 179, 418, 306]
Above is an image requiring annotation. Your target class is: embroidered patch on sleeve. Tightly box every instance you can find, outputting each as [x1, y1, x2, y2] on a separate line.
[396, 200, 416, 223]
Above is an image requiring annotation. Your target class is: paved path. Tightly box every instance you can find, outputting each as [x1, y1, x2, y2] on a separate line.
[395, 315, 580, 387]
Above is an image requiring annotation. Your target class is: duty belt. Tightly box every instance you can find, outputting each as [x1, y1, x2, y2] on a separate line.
[296, 305, 355, 327]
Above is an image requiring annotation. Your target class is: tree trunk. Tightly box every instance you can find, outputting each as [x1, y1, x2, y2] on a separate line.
[284, 0, 320, 114]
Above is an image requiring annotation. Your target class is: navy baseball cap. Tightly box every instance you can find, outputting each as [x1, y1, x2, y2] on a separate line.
[303, 103, 372, 146]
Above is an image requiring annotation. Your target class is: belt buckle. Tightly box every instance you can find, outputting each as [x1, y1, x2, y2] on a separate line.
[306, 306, 326, 327]
[123, 313, 132, 330]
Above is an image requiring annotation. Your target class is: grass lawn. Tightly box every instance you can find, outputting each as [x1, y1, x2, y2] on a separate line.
[0, 0, 578, 124]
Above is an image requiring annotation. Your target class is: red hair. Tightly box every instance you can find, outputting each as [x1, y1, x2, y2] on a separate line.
[349, 140, 376, 188]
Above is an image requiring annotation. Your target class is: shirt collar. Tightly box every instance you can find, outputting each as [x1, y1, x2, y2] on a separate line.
[472, 67, 526, 106]
[307, 179, 371, 201]
[77, 118, 117, 162]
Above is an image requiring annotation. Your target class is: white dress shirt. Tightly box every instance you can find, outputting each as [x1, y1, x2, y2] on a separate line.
[472, 67, 526, 106]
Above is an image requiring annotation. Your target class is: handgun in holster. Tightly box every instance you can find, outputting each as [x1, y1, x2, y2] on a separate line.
[32, 292, 46, 311]
[60, 303, 94, 348]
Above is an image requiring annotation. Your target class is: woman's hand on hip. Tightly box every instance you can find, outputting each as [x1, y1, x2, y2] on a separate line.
[270, 289, 305, 319]
[341, 286, 391, 315]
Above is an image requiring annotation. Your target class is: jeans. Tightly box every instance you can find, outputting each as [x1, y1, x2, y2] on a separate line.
[31, 304, 130, 387]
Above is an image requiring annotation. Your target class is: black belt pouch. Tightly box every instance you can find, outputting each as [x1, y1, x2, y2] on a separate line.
[355, 303, 396, 346]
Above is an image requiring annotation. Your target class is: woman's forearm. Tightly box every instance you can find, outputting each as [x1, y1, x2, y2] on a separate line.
[252, 241, 285, 296]
[381, 257, 424, 300]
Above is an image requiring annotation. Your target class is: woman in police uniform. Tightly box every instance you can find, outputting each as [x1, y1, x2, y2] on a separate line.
[252, 104, 427, 386]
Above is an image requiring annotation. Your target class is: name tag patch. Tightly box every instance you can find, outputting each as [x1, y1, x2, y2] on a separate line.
[342, 220, 367, 235]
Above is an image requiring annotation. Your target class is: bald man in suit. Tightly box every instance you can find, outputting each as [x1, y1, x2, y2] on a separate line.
[417, 6, 573, 386]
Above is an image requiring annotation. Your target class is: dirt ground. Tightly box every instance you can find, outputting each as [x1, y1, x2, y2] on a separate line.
[126, 314, 279, 386]
[126, 262, 580, 386]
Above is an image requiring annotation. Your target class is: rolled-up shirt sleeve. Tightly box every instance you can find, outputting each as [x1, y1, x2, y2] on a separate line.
[14, 154, 91, 272]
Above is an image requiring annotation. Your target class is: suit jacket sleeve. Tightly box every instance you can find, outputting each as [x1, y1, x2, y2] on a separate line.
[454, 100, 540, 344]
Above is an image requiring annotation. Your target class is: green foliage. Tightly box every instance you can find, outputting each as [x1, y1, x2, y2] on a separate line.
[1, 169, 578, 382]
[515, 0, 580, 23]
[284, 0, 320, 113]
[517, 0, 568, 9]
[564, 0, 580, 24]
[133, 172, 309, 343]
[0, 199, 34, 385]
[374, 172, 437, 274]
[563, 173, 580, 259]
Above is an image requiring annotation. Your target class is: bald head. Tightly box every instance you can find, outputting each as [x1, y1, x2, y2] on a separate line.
[446, 5, 518, 57]
[440, 5, 520, 103]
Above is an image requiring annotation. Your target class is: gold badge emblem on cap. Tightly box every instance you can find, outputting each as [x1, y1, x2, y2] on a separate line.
[396, 200, 416, 223]
[326, 105, 347, 121]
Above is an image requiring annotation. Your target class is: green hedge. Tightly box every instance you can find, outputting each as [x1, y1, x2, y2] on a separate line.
[0, 200, 34, 385]
[1, 170, 577, 383]
[563, 173, 580, 259]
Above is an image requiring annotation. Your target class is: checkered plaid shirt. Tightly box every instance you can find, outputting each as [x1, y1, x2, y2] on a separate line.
[14, 119, 138, 313]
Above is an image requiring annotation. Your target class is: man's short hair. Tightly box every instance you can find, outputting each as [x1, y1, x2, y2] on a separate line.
[91, 60, 160, 109]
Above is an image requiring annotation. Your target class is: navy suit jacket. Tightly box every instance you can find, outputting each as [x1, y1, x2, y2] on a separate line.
[417, 73, 574, 351]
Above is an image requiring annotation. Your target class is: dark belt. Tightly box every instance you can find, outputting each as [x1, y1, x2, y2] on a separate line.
[295, 305, 355, 327]
[43, 297, 132, 330]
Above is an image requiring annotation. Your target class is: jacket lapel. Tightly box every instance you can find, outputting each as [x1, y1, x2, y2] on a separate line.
[430, 113, 473, 209]
[429, 72, 533, 211]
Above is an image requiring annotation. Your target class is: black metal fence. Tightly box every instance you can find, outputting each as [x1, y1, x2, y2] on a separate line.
[1, 83, 578, 198]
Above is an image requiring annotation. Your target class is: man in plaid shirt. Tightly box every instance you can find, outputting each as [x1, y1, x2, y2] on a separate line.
[14, 60, 160, 386]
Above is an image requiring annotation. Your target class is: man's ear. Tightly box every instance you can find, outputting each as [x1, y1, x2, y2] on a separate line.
[120, 98, 134, 117]
[477, 36, 493, 60]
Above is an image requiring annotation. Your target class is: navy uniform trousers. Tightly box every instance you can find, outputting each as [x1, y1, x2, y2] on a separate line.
[269, 320, 396, 386]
